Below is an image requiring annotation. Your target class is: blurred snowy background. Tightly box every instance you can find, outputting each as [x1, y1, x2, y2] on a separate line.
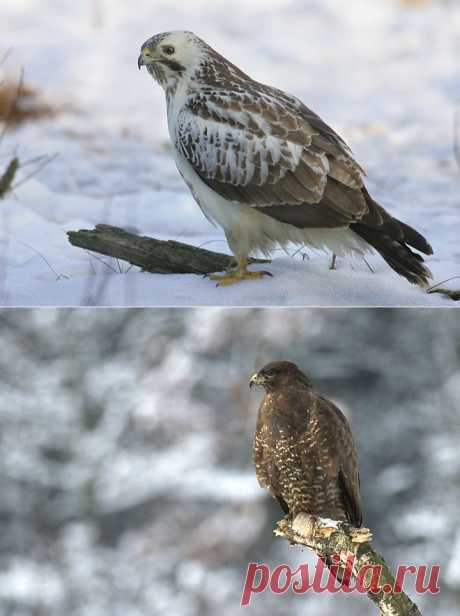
[0, 307, 459, 615]
[0, 0, 459, 305]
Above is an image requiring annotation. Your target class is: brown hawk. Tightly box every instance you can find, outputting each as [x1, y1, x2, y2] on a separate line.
[139, 31, 432, 288]
[250, 361, 362, 526]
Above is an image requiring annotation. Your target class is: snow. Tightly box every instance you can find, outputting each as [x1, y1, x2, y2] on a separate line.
[1, 309, 459, 616]
[1, 0, 459, 306]
[446, 530, 460, 588]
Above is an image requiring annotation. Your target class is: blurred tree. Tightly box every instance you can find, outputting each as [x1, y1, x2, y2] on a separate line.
[0, 308, 458, 616]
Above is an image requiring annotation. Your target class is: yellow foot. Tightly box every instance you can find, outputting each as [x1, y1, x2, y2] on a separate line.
[209, 269, 273, 287]
[292, 514, 339, 539]
[316, 526, 339, 539]
[350, 527, 373, 544]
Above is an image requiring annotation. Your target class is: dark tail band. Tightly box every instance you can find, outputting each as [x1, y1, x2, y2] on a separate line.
[351, 191, 433, 287]
[352, 223, 432, 286]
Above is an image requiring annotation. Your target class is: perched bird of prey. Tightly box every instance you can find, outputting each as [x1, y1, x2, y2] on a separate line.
[139, 31, 432, 287]
[250, 361, 362, 526]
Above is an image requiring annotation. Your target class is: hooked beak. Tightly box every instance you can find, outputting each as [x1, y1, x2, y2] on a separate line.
[249, 372, 262, 389]
[138, 47, 156, 70]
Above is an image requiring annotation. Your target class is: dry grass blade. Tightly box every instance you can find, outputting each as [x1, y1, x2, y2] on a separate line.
[12, 153, 58, 190]
[0, 69, 24, 142]
[426, 276, 460, 301]
[0, 157, 19, 198]
[0, 48, 13, 67]
[0, 74, 55, 129]
[17, 240, 69, 281]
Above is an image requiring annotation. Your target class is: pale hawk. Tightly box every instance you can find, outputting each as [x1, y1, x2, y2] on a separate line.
[138, 31, 432, 287]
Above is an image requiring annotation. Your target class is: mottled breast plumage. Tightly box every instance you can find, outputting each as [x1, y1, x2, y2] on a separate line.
[251, 363, 362, 526]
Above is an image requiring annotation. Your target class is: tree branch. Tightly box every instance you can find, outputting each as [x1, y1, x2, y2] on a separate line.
[275, 514, 423, 616]
[67, 224, 269, 275]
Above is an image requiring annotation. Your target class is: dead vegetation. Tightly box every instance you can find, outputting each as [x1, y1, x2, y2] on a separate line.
[0, 62, 58, 200]
[0, 157, 19, 198]
[0, 79, 55, 127]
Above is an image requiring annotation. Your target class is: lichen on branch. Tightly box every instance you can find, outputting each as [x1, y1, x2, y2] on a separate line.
[275, 514, 423, 616]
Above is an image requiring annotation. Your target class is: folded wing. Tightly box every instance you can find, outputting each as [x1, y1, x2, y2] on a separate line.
[175, 88, 368, 229]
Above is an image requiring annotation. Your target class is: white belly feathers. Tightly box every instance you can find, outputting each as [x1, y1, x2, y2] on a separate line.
[174, 150, 369, 261]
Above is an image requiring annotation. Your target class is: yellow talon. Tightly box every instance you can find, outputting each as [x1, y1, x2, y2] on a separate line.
[208, 257, 273, 286]
[316, 526, 338, 539]
[350, 527, 373, 544]
[210, 268, 273, 287]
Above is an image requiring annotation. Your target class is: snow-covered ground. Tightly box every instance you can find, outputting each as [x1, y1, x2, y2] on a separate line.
[1, 0, 459, 306]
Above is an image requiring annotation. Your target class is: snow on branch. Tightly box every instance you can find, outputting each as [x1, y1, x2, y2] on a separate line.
[275, 514, 423, 616]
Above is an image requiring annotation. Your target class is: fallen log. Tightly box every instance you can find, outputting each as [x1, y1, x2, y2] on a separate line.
[67, 224, 269, 275]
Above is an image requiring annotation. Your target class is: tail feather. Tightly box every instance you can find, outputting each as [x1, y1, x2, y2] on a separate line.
[398, 221, 433, 256]
[352, 191, 433, 287]
[352, 223, 432, 286]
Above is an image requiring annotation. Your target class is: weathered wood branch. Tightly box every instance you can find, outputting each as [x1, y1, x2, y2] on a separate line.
[276, 514, 423, 616]
[67, 224, 269, 275]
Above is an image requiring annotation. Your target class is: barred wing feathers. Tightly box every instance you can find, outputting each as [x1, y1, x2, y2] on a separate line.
[175, 88, 368, 229]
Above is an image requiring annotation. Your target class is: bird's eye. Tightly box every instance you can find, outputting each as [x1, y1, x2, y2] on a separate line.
[162, 45, 175, 56]
[265, 369, 276, 377]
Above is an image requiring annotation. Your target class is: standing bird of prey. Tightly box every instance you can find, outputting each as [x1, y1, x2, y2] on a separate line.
[139, 31, 432, 287]
[250, 361, 362, 527]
